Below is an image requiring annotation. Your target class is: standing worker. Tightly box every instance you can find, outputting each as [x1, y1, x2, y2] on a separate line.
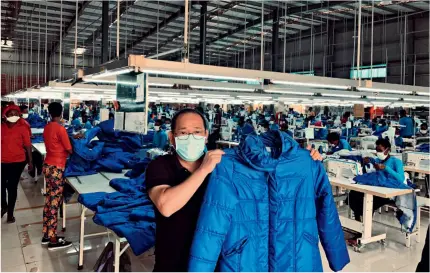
[153, 119, 169, 150]
[41, 102, 73, 250]
[399, 109, 414, 138]
[1, 105, 33, 223]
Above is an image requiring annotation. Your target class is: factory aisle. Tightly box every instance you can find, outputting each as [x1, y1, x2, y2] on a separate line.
[1, 171, 428, 272]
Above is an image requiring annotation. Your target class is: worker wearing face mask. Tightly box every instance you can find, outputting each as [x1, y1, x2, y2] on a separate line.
[164, 118, 172, 131]
[416, 123, 429, 137]
[145, 108, 323, 272]
[399, 109, 414, 138]
[1, 104, 33, 223]
[236, 116, 255, 140]
[18, 105, 32, 138]
[348, 138, 404, 225]
[327, 132, 352, 154]
[153, 119, 169, 150]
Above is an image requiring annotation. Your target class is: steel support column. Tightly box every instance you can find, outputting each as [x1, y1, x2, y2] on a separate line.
[101, 1, 109, 64]
[271, 8, 279, 72]
[407, 16, 415, 86]
[199, 1, 208, 65]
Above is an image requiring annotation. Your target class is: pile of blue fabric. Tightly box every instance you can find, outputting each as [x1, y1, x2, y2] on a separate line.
[65, 120, 154, 177]
[353, 171, 417, 233]
[314, 127, 328, 140]
[78, 175, 155, 256]
[31, 134, 44, 144]
[27, 113, 46, 129]
[416, 143, 430, 153]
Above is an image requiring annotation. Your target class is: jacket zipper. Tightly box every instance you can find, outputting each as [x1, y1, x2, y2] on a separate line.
[293, 185, 300, 272]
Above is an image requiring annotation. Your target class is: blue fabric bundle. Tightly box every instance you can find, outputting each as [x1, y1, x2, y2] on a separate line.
[315, 127, 328, 140]
[416, 143, 430, 153]
[27, 113, 46, 129]
[125, 158, 151, 179]
[353, 171, 417, 233]
[31, 134, 44, 144]
[65, 120, 155, 177]
[79, 175, 156, 256]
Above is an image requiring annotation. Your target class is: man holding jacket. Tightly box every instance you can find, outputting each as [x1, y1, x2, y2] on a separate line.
[145, 108, 324, 272]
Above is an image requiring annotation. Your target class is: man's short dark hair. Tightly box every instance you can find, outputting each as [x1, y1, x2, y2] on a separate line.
[48, 102, 63, 118]
[155, 119, 163, 125]
[400, 109, 407, 116]
[171, 108, 208, 132]
[327, 132, 340, 142]
[19, 105, 28, 112]
[421, 123, 428, 130]
[376, 138, 391, 149]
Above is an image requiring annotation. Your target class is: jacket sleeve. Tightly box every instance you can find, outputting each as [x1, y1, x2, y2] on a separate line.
[313, 161, 350, 272]
[384, 158, 405, 184]
[188, 175, 237, 272]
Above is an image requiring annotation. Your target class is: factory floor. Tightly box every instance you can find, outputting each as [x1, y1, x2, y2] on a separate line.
[1, 171, 428, 272]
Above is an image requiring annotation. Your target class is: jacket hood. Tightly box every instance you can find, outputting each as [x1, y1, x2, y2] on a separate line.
[237, 130, 299, 172]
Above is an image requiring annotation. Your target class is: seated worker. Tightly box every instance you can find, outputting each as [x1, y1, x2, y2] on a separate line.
[327, 132, 352, 154]
[416, 123, 429, 137]
[153, 119, 169, 150]
[372, 120, 388, 137]
[258, 120, 270, 135]
[236, 117, 255, 140]
[164, 118, 172, 131]
[81, 113, 93, 130]
[347, 138, 404, 224]
[399, 109, 414, 138]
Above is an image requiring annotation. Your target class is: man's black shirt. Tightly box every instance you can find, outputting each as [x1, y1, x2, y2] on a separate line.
[146, 154, 209, 272]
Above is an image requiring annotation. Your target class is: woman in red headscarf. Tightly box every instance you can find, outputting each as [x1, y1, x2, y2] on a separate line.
[1, 104, 33, 223]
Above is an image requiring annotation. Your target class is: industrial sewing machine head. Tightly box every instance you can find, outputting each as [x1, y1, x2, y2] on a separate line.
[403, 152, 430, 169]
[310, 140, 329, 154]
[360, 136, 379, 150]
[324, 158, 363, 180]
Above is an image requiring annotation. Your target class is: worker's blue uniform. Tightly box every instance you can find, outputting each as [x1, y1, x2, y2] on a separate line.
[399, 116, 414, 137]
[375, 156, 405, 184]
[71, 118, 82, 128]
[84, 121, 93, 130]
[153, 129, 168, 150]
[373, 125, 388, 137]
[330, 139, 352, 153]
[237, 123, 255, 140]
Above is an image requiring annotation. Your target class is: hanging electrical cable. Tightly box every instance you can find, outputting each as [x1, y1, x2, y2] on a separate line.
[283, 1, 287, 73]
[117, 0, 120, 59]
[74, 0, 78, 69]
[260, 1, 264, 71]
[59, 0, 63, 80]
[30, 7, 33, 87]
[37, 3, 41, 85]
[370, 0, 374, 81]
[356, 0, 362, 86]
[45, 1, 47, 82]
[183, 0, 189, 63]
[157, 1, 159, 59]
[243, 0, 247, 69]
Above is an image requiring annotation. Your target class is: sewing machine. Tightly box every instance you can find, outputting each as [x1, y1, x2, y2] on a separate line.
[360, 136, 379, 150]
[359, 127, 373, 136]
[220, 126, 233, 141]
[382, 127, 397, 152]
[403, 152, 430, 169]
[324, 158, 363, 180]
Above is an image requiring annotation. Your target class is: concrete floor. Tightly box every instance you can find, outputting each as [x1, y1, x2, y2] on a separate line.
[1, 172, 428, 272]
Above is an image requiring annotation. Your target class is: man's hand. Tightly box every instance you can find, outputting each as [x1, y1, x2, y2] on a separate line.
[28, 162, 34, 172]
[198, 149, 225, 175]
[375, 163, 385, 170]
[363, 157, 371, 164]
[306, 145, 323, 161]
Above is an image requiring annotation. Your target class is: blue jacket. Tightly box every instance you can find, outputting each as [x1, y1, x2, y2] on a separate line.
[399, 116, 414, 137]
[189, 131, 349, 272]
[153, 130, 168, 149]
[330, 139, 352, 153]
[376, 156, 404, 184]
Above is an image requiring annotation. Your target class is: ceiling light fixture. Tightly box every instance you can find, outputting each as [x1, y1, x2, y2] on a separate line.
[357, 87, 412, 94]
[272, 80, 350, 90]
[366, 96, 399, 101]
[143, 69, 259, 82]
[89, 68, 134, 79]
[73, 47, 86, 55]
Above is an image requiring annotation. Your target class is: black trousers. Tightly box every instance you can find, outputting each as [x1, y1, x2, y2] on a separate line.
[1, 162, 27, 215]
[416, 226, 429, 272]
[347, 190, 393, 221]
[28, 151, 43, 178]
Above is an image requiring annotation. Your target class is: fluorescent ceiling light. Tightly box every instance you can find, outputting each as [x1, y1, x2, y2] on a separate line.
[358, 87, 412, 94]
[149, 91, 180, 95]
[150, 83, 173, 87]
[403, 98, 430, 102]
[1, 40, 13, 48]
[89, 68, 134, 79]
[416, 92, 430, 96]
[73, 48, 86, 55]
[367, 96, 398, 101]
[272, 80, 349, 90]
[266, 90, 313, 95]
[237, 96, 273, 100]
[321, 93, 361, 98]
[189, 93, 232, 98]
[190, 85, 255, 92]
[143, 69, 259, 82]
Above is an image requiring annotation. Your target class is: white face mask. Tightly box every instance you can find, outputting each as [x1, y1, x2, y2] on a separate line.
[154, 126, 160, 131]
[376, 149, 388, 161]
[420, 130, 427, 135]
[22, 114, 29, 119]
[6, 116, 20, 123]
[175, 135, 206, 162]
[165, 124, 171, 130]
[269, 121, 274, 125]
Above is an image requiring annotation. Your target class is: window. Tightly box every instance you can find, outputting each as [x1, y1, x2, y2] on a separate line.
[290, 70, 315, 76]
[350, 64, 387, 79]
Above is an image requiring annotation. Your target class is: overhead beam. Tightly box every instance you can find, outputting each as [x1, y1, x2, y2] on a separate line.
[272, 7, 279, 72]
[101, 0, 109, 63]
[1, 1, 22, 41]
[119, 6, 185, 56]
[49, 1, 91, 55]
